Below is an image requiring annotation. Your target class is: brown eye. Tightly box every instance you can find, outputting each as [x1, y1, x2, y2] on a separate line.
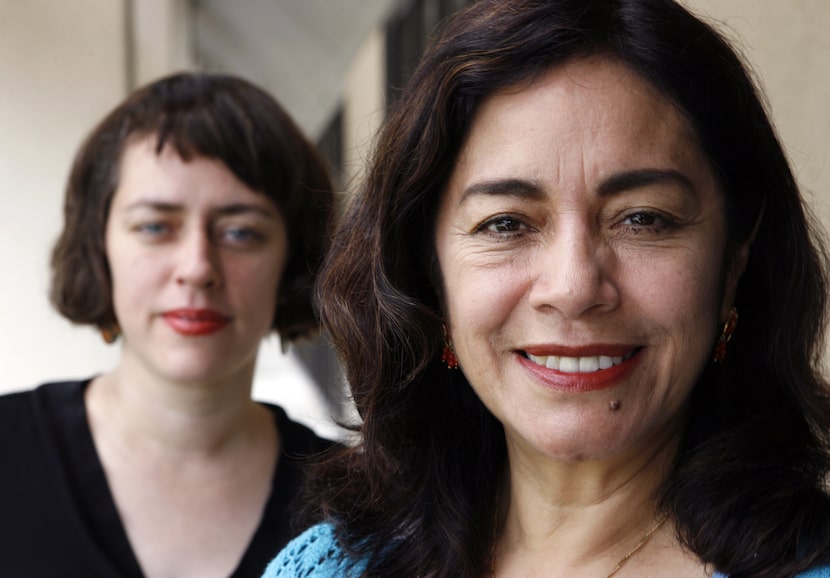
[621, 211, 673, 233]
[481, 215, 525, 234]
[627, 213, 656, 226]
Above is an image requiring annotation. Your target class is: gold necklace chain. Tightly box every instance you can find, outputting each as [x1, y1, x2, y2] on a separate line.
[603, 515, 668, 578]
[489, 514, 669, 578]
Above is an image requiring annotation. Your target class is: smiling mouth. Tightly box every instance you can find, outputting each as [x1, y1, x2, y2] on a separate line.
[524, 349, 638, 373]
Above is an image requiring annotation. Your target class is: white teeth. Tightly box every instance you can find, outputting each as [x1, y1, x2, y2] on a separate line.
[579, 356, 599, 372]
[559, 357, 580, 372]
[527, 353, 629, 373]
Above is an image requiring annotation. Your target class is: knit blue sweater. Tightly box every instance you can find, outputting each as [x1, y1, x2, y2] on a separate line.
[263, 522, 830, 577]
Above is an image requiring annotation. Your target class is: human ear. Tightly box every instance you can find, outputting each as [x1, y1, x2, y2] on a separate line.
[720, 200, 764, 321]
[720, 241, 750, 320]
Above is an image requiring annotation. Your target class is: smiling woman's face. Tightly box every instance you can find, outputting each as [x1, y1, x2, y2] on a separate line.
[435, 57, 743, 464]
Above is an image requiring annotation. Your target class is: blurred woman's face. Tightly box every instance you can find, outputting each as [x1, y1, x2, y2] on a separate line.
[434, 57, 743, 465]
[105, 136, 288, 386]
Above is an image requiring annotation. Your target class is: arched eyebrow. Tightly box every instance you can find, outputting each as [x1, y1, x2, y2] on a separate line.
[212, 203, 277, 218]
[596, 169, 696, 197]
[458, 169, 696, 204]
[124, 201, 276, 218]
[459, 178, 545, 204]
[124, 201, 181, 213]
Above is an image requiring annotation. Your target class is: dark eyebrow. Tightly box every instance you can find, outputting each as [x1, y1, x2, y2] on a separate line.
[124, 201, 276, 218]
[459, 178, 545, 205]
[213, 203, 277, 219]
[124, 201, 180, 212]
[597, 169, 696, 197]
[457, 170, 695, 204]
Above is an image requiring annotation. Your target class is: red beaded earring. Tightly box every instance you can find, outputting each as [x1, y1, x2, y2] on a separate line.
[441, 324, 459, 370]
[712, 308, 738, 364]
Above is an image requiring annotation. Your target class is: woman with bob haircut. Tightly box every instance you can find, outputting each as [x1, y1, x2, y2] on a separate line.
[0, 72, 336, 577]
[263, 0, 830, 577]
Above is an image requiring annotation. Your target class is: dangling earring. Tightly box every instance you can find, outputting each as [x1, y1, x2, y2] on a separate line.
[100, 324, 120, 345]
[712, 307, 738, 364]
[441, 323, 459, 370]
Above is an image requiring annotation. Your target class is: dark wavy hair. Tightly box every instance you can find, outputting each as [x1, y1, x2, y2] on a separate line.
[312, 0, 830, 576]
[51, 72, 335, 342]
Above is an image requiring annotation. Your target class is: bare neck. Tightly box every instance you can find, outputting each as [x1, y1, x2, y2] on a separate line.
[86, 353, 269, 459]
[495, 427, 683, 576]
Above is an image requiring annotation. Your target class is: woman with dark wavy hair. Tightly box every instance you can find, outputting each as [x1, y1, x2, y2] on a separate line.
[264, 0, 830, 576]
[0, 73, 336, 577]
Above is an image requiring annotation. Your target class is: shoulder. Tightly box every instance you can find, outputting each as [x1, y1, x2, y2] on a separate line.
[0, 380, 86, 419]
[261, 522, 366, 578]
[0, 387, 33, 413]
[0, 381, 81, 426]
[0, 388, 37, 443]
[0, 380, 87, 407]
[0, 380, 90, 466]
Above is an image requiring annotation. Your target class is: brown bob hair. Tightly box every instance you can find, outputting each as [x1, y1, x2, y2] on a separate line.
[50, 72, 334, 342]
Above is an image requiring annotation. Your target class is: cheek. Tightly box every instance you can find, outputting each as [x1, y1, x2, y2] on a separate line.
[444, 263, 528, 346]
[626, 250, 724, 346]
[229, 260, 284, 315]
[108, 250, 165, 311]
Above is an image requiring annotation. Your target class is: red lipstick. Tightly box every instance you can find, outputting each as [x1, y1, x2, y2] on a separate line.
[162, 308, 230, 336]
[517, 345, 642, 392]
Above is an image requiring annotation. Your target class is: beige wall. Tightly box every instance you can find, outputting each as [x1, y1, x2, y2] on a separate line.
[681, 0, 830, 220]
[343, 28, 387, 190]
[0, 0, 126, 389]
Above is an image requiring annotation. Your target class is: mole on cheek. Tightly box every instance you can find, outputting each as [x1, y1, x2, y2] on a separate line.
[609, 400, 621, 411]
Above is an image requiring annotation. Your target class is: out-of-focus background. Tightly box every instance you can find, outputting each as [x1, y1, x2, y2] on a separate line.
[1, 0, 828, 440]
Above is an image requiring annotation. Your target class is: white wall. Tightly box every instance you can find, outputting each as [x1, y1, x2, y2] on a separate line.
[0, 0, 126, 391]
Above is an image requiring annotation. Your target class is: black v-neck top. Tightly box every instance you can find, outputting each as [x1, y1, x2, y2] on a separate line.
[0, 380, 335, 578]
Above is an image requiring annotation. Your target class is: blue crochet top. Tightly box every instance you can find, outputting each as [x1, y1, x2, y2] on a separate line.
[262, 522, 830, 578]
[262, 523, 366, 577]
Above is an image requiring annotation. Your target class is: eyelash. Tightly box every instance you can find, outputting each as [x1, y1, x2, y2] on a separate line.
[474, 214, 531, 239]
[220, 227, 264, 245]
[131, 222, 265, 247]
[133, 222, 171, 236]
[472, 210, 676, 241]
[619, 210, 675, 234]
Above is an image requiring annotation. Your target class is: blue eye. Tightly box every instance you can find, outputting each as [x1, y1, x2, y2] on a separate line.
[135, 222, 170, 235]
[220, 227, 264, 246]
[226, 228, 254, 240]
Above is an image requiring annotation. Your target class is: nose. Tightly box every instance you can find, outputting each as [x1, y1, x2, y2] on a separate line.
[527, 223, 619, 318]
[174, 228, 222, 290]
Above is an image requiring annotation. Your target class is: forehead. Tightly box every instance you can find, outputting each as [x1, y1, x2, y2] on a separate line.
[449, 56, 708, 191]
[111, 135, 272, 209]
